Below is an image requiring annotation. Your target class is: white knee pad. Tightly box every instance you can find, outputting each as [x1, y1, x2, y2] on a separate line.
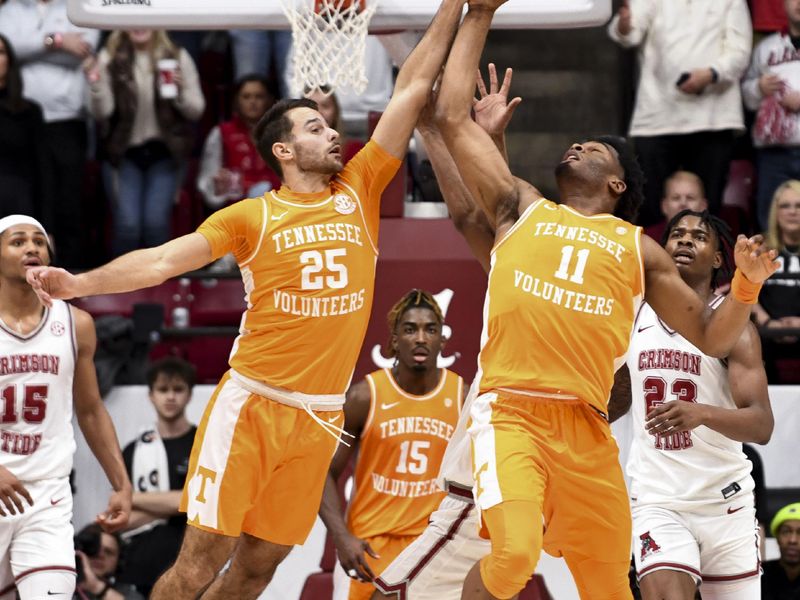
[699, 575, 760, 600]
[16, 569, 76, 600]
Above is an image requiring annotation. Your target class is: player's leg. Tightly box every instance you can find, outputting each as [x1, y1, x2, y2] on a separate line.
[463, 392, 553, 600]
[638, 570, 697, 600]
[697, 498, 760, 600]
[543, 404, 633, 600]
[8, 478, 76, 600]
[0, 535, 14, 600]
[374, 491, 490, 600]
[150, 526, 237, 599]
[200, 533, 292, 600]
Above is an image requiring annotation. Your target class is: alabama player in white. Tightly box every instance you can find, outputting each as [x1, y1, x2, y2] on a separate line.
[0, 216, 131, 600]
[614, 209, 773, 599]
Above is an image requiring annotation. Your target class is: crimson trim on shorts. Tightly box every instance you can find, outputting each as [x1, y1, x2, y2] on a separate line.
[638, 561, 701, 580]
[702, 567, 761, 582]
[374, 502, 474, 600]
[445, 481, 473, 502]
[4, 564, 77, 593]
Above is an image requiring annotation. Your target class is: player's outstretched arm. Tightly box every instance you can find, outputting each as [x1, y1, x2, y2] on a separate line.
[129, 491, 183, 518]
[646, 324, 773, 444]
[370, 0, 466, 159]
[643, 234, 779, 358]
[26, 232, 213, 307]
[436, 2, 533, 236]
[607, 365, 632, 423]
[72, 307, 132, 532]
[318, 380, 377, 582]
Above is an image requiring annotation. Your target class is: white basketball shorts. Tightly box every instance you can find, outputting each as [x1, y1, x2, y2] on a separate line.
[0, 477, 76, 599]
[375, 485, 490, 599]
[633, 494, 760, 587]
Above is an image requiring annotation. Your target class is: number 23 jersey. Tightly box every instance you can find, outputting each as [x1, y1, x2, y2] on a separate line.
[626, 300, 752, 510]
[478, 199, 645, 413]
[198, 141, 400, 396]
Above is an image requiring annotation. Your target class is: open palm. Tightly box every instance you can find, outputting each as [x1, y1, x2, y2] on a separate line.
[473, 63, 522, 137]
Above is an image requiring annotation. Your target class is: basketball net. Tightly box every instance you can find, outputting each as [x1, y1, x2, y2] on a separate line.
[282, 0, 378, 95]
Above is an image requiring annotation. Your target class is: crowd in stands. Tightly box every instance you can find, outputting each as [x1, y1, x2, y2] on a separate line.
[0, 0, 797, 380]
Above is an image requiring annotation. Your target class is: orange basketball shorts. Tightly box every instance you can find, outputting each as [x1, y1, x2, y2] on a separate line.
[468, 390, 632, 599]
[180, 372, 342, 546]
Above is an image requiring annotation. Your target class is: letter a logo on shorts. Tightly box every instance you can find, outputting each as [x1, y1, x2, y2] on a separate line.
[639, 531, 661, 560]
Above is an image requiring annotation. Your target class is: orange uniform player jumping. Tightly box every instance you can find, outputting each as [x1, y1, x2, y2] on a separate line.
[434, 1, 780, 599]
[319, 290, 463, 600]
[24, 1, 468, 598]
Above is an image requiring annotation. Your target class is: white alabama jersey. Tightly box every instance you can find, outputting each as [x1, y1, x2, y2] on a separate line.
[626, 299, 753, 511]
[0, 300, 77, 481]
[436, 374, 480, 489]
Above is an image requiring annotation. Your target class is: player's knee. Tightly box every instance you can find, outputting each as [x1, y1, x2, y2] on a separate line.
[480, 524, 541, 598]
[571, 557, 632, 600]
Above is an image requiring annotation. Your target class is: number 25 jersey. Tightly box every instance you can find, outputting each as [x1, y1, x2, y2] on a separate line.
[198, 141, 400, 396]
[478, 199, 645, 413]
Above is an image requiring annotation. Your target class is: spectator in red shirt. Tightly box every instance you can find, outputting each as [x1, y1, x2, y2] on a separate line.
[197, 74, 280, 209]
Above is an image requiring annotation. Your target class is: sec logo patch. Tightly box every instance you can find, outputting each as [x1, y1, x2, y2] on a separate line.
[50, 321, 65, 336]
[333, 194, 356, 215]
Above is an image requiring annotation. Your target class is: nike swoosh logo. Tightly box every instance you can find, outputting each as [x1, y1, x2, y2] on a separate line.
[47, 591, 70, 596]
[271, 211, 288, 221]
[327, 414, 340, 423]
[50, 497, 64, 506]
[638, 325, 654, 333]
[381, 402, 400, 410]
[727, 506, 745, 514]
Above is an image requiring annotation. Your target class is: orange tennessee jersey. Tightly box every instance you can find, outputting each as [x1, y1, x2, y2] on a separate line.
[478, 199, 645, 414]
[197, 141, 401, 395]
[347, 368, 463, 539]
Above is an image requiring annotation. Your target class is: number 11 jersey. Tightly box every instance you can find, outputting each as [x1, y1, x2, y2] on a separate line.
[477, 199, 645, 413]
[198, 141, 400, 396]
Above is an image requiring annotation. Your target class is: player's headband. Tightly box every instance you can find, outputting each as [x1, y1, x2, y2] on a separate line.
[0, 215, 48, 239]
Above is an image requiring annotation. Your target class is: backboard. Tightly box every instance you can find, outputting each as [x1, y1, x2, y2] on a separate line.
[67, 0, 612, 31]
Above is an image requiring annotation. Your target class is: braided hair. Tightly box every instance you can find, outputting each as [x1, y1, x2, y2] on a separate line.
[385, 289, 444, 357]
[661, 209, 735, 288]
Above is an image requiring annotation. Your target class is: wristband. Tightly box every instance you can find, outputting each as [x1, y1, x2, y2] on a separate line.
[731, 268, 761, 304]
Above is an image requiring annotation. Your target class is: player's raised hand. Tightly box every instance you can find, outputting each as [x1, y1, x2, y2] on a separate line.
[473, 63, 521, 138]
[0, 466, 34, 517]
[25, 266, 81, 307]
[733, 234, 779, 284]
[645, 400, 706, 435]
[96, 488, 131, 532]
[335, 531, 380, 582]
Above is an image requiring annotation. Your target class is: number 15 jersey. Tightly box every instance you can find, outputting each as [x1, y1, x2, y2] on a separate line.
[478, 199, 645, 413]
[198, 141, 400, 396]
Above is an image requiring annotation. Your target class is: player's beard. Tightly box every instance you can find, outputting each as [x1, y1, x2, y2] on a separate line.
[296, 146, 342, 176]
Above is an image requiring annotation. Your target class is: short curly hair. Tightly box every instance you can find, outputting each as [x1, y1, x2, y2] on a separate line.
[591, 135, 645, 224]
